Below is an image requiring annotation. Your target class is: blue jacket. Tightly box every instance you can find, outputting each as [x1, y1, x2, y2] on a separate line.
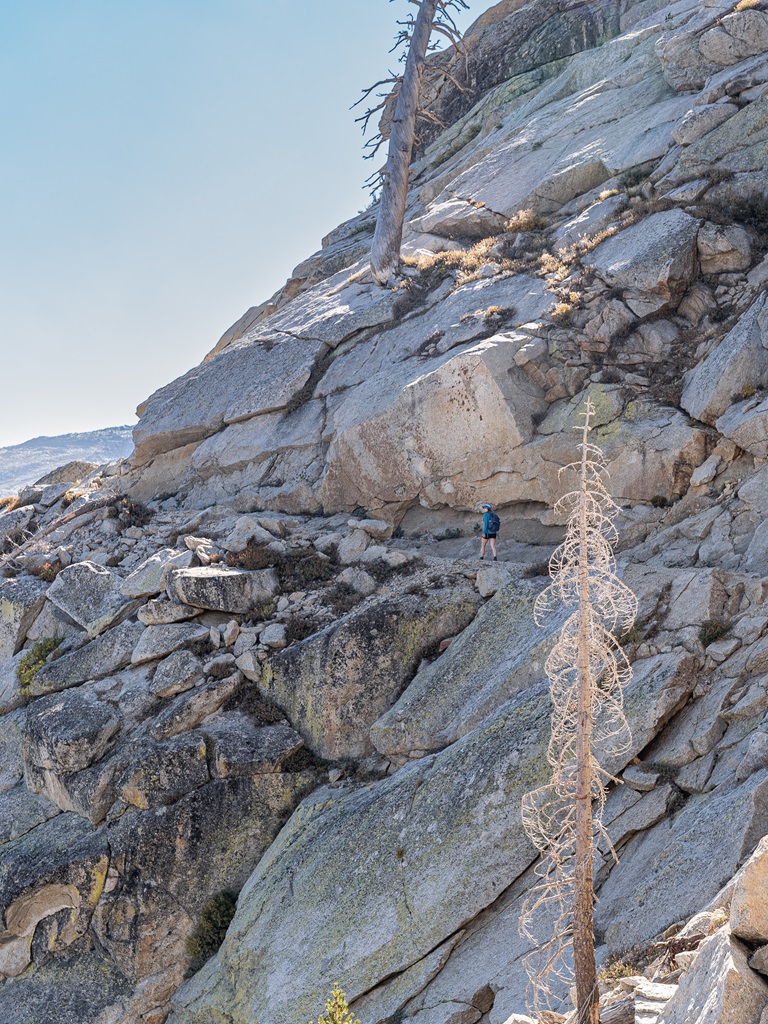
[483, 511, 493, 533]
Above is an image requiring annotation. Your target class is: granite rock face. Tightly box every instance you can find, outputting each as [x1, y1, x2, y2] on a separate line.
[5, 0, 768, 1022]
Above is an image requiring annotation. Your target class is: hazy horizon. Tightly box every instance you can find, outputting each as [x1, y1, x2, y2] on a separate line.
[0, 0, 492, 448]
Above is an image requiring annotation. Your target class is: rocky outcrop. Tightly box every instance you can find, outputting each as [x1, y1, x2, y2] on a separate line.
[4, 0, 768, 1021]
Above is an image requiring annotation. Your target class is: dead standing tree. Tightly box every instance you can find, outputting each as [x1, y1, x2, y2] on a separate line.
[520, 399, 638, 1024]
[354, 0, 468, 286]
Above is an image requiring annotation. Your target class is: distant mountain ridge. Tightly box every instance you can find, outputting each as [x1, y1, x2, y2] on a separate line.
[0, 425, 133, 495]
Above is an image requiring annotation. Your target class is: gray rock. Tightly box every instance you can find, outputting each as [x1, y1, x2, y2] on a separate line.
[260, 623, 287, 649]
[717, 398, 768, 460]
[149, 672, 243, 741]
[595, 772, 768, 952]
[24, 689, 120, 774]
[337, 529, 370, 564]
[203, 717, 304, 777]
[590, 209, 700, 318]
[681, 295, 768, 425]
[697, 222, 752, 274]
[372, 580, 547, 759]
[0, 784, 60, 846]
[0, 505, 35, 545]
[137, 598, 202, 625]
[120, 548, 194, 599]
[165, 565, 279, 614]
[0, 575, 48, 662]
[118, 733, 210, 809]
[699, 11, 768, 66]
[130, 622, 209, 666]
[30, 622, 145, 696]
[221, 516, 274, 553]
[336, 567, 376, 596]
[262, 592, 481, 759]
[658, 927, 768, 1024]
[0, 651, 27, 715]
[672, 104, 739, 146]
[132, 335, 327, 465]
[46, 561, 130, 637]
[149, 650, 204, 697]
[475, 564, 513, 598]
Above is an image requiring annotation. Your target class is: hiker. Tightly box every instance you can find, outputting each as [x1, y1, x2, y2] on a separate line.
[480, 503, 499, 560]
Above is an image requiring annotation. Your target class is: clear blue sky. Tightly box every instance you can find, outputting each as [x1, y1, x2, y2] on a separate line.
[0, 0, 492, 447]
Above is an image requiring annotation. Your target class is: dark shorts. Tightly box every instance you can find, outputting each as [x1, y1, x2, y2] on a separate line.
[483, 533, 497, 539]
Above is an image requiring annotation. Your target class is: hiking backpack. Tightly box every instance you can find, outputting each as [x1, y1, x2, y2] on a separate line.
[487, 512, 500, 533]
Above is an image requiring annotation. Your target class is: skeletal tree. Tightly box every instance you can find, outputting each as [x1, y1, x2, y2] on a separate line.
[520, 398, 638, 1024]
[354, 0, 468, 286]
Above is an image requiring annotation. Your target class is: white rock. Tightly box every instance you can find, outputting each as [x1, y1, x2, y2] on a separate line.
[475, 565, 512, 598]
[731, 836, 768, 942]
[46, 561, 130, 638]
[698, 222, 752, 274]
[348, 518, 394, 540]
[690, 454, 721, 487]
[221, 516, 274, 553]
[658, 927, 768, 1024]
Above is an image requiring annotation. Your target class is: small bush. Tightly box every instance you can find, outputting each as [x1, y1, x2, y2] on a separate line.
[699, 618, 729, 646]
[522, 561, 551, 578]
[551, 302, 574, 324]
[650, 495, 672, 508]
[735, 0, 761, 10]
[0, 496, 19, 512]
[226, 539, 274, 571]
[324, 582, 359, 616]
[309, 983, 361, 1024]
[284, 616, 320, 646]
[403, 236, 515, 290]
[507, 208, 546, 233]
[251, 598, 277, 622]
[598, 944, 655, 982]
[30, 562, 62, 583]
[17, 637, 63, 691]
[115, 496, 152, 528]
[185, 892, 237, 977]
[739, 383, 758, 400]
[619, 167, 648, 190]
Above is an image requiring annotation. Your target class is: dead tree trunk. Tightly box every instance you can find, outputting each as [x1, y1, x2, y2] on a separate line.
[370, 0, 439, 286]
[520, 398, 638, 1023]
[573, 434, 599, 1024]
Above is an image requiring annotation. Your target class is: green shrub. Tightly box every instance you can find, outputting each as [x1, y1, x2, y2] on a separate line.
[227, 542, 337, 591]
[17, 637, 63, 691]
[284, 616, 320, 646]
[699, 618, 729, 646]
[185, 892, 237, 977]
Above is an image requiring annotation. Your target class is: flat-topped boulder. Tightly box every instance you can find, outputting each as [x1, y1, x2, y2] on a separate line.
[165, 566, 279, 614]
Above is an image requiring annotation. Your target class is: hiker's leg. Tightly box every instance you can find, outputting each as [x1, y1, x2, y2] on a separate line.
[480, 536, 487, 558]
[490, 537, 497, 558]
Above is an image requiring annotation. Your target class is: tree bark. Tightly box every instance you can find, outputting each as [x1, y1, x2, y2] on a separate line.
[370, 0, 440, 286]
[574, 435, 599, 1024]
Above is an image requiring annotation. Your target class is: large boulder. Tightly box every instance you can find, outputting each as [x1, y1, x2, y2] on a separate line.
[371, 580, 549, 759]
[658, 927, 768, 1024]
[595, 771, 768, 951]
[731, 835, 768, 943]
[24, 690, 120, 775]
[165, 566, 279, 615]
[681, 295, 768, 426]
[132, 336, 327, 467]
[699, 10, 768, 66]
[262, 591, 481, 760]
[589, 209, 700, 318]
[0, 576, 48, 662]
[30, 622, 145, 696]
[46, 561, 131, 638]
[121, 548, 195, 599]
[320, 331, 549, 516]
